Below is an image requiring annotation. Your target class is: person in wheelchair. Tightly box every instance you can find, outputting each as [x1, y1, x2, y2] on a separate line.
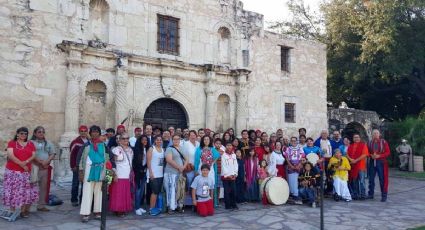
[298, 162, 320, 208]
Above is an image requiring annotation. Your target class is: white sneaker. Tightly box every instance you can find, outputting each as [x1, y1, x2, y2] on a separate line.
[139, 208, 147, 214]
[135, 209, 143, 216]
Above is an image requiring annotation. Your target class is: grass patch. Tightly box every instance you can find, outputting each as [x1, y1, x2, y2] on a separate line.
[391, 170, 425, 180]
[408, 226, 425, 230]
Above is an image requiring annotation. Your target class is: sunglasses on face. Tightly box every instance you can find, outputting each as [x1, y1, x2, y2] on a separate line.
[37, 131, 45, 134]
[19, 132, 28, 136]
[121, 137, 129, 140]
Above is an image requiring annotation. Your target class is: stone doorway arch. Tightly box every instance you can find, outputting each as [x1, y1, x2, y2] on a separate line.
[143, 98, 188, 130]
[342, 122, 369, 142]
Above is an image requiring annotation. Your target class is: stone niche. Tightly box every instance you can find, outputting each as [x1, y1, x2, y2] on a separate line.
[215, 94, 231, 132]
[80, 79, 107, 128]
[218, 27, 231, 64]
[88, 0, 110, 43]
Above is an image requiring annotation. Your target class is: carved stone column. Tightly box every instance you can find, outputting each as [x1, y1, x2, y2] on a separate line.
[235, 69, 251, 135]
[115, 56, 129, 126]
[58, 60, 83, 180]
[205, 69, 216, 130]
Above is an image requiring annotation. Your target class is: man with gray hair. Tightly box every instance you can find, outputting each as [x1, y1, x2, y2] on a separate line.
[367, 129, 390, 202]
[396, 139, 412, 171]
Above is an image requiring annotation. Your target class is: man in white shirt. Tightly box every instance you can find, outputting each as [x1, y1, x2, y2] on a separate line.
[129, 127, 142, 148]
[183, 130, 199, 206]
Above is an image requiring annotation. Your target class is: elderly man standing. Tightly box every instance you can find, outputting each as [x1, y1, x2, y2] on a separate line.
[396, 139, 412, 171]
[367, 129, 390, 202]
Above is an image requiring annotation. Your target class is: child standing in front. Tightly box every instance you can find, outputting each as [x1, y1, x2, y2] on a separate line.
[235, 149, 247, 204]
[191, 164, 215, 217]
[221, 142, 238, 210]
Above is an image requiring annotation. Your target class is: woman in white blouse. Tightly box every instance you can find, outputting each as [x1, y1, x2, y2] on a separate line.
[109, 133, 134, 216]
[268, 141, 286, 179]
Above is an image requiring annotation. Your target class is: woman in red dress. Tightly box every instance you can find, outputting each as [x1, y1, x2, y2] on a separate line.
[2, 127, 39, 218]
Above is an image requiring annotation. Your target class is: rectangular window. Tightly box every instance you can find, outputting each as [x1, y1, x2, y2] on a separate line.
[280, 46, 290, 72]
[157, 14, 180, 55]
[242, 50, 249, 67]
[285, 103, 296, 123]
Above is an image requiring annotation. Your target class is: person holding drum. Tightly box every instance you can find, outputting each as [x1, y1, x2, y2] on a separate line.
[298, 162, 319, 208]
[285, 137, 305, 205]
[303, 138, 323, 169]
[268, 141, 286, 178]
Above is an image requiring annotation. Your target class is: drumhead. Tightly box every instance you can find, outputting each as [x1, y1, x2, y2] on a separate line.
[306, 153, 319, 165]
[261, 177, 289, 205]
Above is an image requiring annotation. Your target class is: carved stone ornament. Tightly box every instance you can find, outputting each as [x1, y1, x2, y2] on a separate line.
[88, 39, 107, 49]
[220, 0, 231, 13]
[160, 76, 176, 97]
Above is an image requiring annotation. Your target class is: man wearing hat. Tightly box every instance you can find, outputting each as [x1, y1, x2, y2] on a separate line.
[396, 139, 412, 171]
[130, 127, 143, 148]
[107, 124, 126, 149]
[70, 125, 90, 206]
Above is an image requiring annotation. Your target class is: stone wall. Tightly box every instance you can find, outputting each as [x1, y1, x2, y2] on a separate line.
[0, 0, 328, 179]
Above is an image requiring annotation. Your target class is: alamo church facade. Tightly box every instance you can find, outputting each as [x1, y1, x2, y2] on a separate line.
[0, 0, 327, 178]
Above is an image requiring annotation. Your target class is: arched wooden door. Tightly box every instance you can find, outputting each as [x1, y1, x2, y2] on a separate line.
[143, 98, 188, 130]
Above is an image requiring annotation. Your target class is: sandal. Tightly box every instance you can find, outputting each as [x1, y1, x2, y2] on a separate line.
[20, 211, 29, 218]
[93, 212, 101, 220]
[81, 215, 89, 223]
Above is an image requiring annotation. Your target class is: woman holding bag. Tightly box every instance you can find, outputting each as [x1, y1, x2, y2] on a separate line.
[109, 133, 134, 216]
[164, 134, 187, 214]
[30, 126, 56, 212]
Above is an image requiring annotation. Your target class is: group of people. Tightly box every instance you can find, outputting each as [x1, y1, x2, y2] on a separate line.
[2, 124, 391, 222]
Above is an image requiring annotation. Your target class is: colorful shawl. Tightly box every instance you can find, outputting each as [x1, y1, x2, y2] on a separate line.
[244, 157, 258, 188]
[87, 142, 105, 182]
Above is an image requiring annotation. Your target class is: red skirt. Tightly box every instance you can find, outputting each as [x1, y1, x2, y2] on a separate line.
[109, 179, 133, 212]
[276, 164, 286, 179]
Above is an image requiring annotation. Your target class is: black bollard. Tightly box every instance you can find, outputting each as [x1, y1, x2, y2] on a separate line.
[320, 161, 324, 230]
[100, 180, 107, 230]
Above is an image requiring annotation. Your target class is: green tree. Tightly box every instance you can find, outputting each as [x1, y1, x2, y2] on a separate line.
[270, 0, 425, 120]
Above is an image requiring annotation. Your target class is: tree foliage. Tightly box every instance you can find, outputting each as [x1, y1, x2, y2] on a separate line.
[270, 0, 425, 120]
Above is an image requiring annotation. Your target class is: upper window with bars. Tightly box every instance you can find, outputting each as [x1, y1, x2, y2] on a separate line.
[157, 14, 180, 55]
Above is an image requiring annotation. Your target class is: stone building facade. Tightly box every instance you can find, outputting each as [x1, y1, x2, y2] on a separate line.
[0, 0, 327, 179]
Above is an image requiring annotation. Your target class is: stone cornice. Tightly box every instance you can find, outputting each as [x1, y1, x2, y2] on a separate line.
[57, 40, 247, 80]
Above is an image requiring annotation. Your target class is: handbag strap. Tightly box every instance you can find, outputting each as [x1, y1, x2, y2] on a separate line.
[171, 146, 186, 164]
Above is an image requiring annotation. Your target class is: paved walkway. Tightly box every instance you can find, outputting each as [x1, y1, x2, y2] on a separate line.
[1, 170, 425, 230]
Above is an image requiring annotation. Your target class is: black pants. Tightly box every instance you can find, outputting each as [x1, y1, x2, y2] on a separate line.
[223, 179, 237, 209]
[71, 170, 81, 203]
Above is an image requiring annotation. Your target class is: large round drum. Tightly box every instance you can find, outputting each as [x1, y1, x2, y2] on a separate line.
[260, 177, 289, 205]
[306, 153, 319, 165]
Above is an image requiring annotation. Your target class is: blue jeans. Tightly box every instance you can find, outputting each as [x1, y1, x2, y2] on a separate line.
[368, 159, 388, 198]
[350, 171, 366, 199]
[71, 170, 80, 203]
[299, 187, 316, 204]
[134, 174, 147, 210]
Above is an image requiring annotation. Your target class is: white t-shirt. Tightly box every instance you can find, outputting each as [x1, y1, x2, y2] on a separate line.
[183, 140, 199, 165]
[129, 136, 137, 148]
[112, 146, 133, 179]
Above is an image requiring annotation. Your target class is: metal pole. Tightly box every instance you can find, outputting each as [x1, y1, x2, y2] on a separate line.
[320, 160, 324, 230]
[100, 180, 107, 230]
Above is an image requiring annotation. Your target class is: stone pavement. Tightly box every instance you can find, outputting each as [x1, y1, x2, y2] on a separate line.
[1, 170, 425, 230]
